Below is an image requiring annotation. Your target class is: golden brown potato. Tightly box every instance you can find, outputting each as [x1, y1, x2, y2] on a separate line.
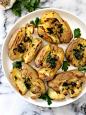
[8, 27, 26, 60]
[22, 38, 42, 63]
[30, 79, 46, 99]
[48, 70, 86, 100]
[10, 64, 46, 99]
[48, 88, 65, 100]
[37, 11, 73, 44]
[66, 38, 86, 67]
[35, 44, 64, 81]
[35, 44, 51, 68]
[10, 68, 28, 95]
[8, 24, 42, 63]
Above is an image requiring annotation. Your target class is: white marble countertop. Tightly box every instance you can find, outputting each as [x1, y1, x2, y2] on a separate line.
[1, 0, 86, 115]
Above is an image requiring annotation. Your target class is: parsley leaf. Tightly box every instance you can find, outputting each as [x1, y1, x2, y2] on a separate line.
[74, 28, 81, 38]
[12, 1, 21, 17]
[30, 17, 40, 28]
[12, 0, 49, 17]
[78, 64, 86, 73]
[12, 61, 23, 69]
[62, 61, 70, 71]
[39, 92, 52, 105]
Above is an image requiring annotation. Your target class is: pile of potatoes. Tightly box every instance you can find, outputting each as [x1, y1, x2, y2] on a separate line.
[8, 11, 86, 101]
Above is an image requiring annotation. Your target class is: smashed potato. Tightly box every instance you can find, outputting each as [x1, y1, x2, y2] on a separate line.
[37, 11, 73, 44]
[10, 64, 46, 99]
[48, 70, 86, 100]
[22, 38, 42, 63]
[35, 44, 64, 81]
[66, 38, 86, 67]
[8, 24, 42, 63]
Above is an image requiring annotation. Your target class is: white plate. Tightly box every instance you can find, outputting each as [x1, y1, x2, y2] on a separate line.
[2, 8, 86, 107]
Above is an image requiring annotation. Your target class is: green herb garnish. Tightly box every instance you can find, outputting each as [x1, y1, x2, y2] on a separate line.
[69, 82, 76, 87]
[73, 44, 84, 60]
[20, 43, 23, 45]
[12, 1, 21, 17]
[12, 0, 49, 17]
[62, 61, 70, 71]
[74, 28, 81, 38]
[24, 78, 31, 89]
[46, 52, 57, 69]
[13, 48, 17, 53]
[71, 89, 75, 94]
[32, 44, 34, 47]
[38, 34, 43, 38]
[78, 64, 86, 73]
[39, 92, 52, 105]
[12, 61, 23, 69]
[58, 27, 63, 37]
[30, 17, 40, 28]
[58, 24, 63, 28]
[24, 37, 32, 42]
[14, 76, 17, 81]
[80, 82, 83, 87]
[47, 28, 54, 34]
[18, 45, 25, 53]
[51, 19, 57, 24]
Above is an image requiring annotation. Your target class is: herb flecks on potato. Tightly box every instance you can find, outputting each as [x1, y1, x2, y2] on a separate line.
[66, 38, 86, 67]
[48, 70, 86, 100]
[35, 44, 64, 81]
[37, 11, 73, 44]
[8, 24, 42, 63]
[10, 64, 46, 99]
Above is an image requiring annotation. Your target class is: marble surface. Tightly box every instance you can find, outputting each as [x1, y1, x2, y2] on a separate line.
[1, 0, 86, 115]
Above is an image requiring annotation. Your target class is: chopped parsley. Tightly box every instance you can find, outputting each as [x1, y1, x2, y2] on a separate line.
[38, 34, 43, 38]
[47, 28, 54, 34]
[73, 44, 84, 60]
[71, 89, 75, 94]
[14, 76, 17, 81]
[78, 64, 86, 73]
[63, 82, 68, 86]
[58, 24, 63, 28]
[80, 82, 83, 87]
[69, 82, 76, 87]
[13, 48, 17, 53]
[24, 78, 31, 90]
[32, 44, 34, 47]
[51, 19, 57, 24]
[30, 17, 40, 28]
[24, 37, 32, 42]
[20, 42, 23, 45]
[74, 28, 81, 38]
[58, 27, 63, 37]
[12, 61, 23, 69]
[46, 52, 57, 69]
[62, 61, 70, 71]
[39, 92, 52, 105]
[18, 45, 25, 53]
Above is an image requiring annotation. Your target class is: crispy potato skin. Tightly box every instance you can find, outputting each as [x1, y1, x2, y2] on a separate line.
[66, 38, 86, 67]
[10, 64, 46, 99]
[48, 70, 86, 100]
[37, 11, 73, 44]
[35, 44, 51, 68]
[35, 44, 64, 81]
[8, 27, 25, 60]
[22, 38, 42, 63]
